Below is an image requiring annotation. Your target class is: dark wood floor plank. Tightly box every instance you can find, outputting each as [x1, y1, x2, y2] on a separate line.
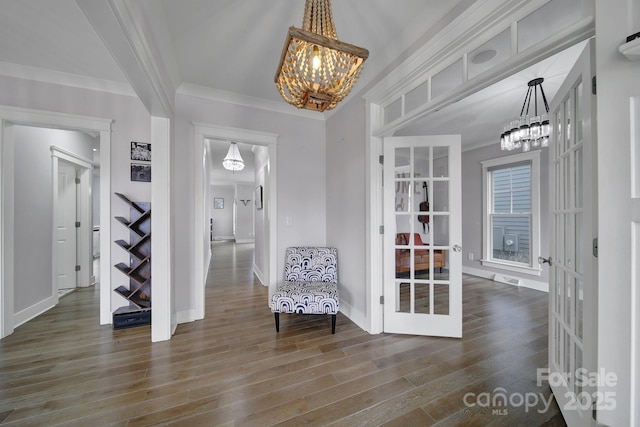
[0, 242, 565, 426]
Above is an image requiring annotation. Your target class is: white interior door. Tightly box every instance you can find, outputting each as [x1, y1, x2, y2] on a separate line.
[547, 39, 598, 426]
[56, 162, 78, 290]
[383, 135, 462, 337]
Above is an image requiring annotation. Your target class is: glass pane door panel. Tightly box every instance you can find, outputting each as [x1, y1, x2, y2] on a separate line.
[433, 181, 449, 211]
[395, 181, 412, 213]
[565, 275, 573, 326]
[575, 213, 583, 274]
[433, 146, 449, 177]
[433, 284, 450, 315]
[564, 214, 573, 268]
[566, 97, 573, 148]
[575, 82, 583, 142]
[414, 146, 430, 178]
[414, 283, 430, 314]
[435, 250, 449, 281]
[395, 147, 410, 169]
[574, 345, 583, 395]
[395, 248, 410, 279]
[577, 280, 584, 339]
[397, 282, 410, 313]
[556, 269, 563, 315]
[433, 215, 450, 246]
[414, 181, 430, 214]
[575, 147, 583, 208]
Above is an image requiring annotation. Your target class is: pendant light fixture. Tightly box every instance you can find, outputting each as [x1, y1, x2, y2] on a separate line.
[274, 0, 369, 112]
[500, 77, 550, 152]
[222, 142, 244, 171]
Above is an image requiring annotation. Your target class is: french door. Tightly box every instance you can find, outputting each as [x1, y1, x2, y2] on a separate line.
[547, 39, 598, 426]
[383, 135, 462, 337]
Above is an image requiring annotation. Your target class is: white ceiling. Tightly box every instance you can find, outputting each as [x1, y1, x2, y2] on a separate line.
[0, 0, 587, 149]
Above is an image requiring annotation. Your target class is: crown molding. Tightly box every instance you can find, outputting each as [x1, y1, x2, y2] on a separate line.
[0, 61, 136, 97]
[178, 83, 325, 121]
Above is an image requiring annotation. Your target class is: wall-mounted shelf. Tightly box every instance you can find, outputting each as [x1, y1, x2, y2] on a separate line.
[113, 192, 151, 328]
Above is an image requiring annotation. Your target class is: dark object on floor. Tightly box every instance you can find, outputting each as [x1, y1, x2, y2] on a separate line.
[113, 305, 151, 329]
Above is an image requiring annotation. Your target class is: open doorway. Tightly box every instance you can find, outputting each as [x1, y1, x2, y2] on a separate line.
[193, 124, 278, 323]
[0, 107, 112, 339]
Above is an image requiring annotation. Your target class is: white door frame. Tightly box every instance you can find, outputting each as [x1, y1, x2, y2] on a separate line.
[363, 2, 593, 336]
[0, 106, 112, 338]
[51, 147, 94, 293]
[193, 123, 278, 322]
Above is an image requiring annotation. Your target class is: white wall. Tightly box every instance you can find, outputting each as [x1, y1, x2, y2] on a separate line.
[595, 1, 640, 424]
[235, 183, 255, 242]
[13, 126, 94, 313]
[211, 186, 234, 239]
[326, 97, 367, 324]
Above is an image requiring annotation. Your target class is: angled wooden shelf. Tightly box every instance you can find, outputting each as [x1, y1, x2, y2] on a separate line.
[113, 192, 151, 328]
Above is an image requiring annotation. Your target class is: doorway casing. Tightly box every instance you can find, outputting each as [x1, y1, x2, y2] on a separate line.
[362, 2, 594, 334]
[0, 106, 112, 338]
[193, 123, 278, 322]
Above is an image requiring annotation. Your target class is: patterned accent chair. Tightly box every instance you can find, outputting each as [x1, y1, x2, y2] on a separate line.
[269, 247, 340, 334]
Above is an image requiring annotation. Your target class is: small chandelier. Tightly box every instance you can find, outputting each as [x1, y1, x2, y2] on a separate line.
[274, 0, 369, 112]
[500, 77, 550, 152]
[222, 142, 244, 171]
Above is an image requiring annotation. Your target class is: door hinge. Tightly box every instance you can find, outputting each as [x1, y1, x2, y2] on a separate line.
[593, 237, 598, 257]
[379, 155, 384, 165]
[75, 265, 81, 272]
[379, 225, 384, 234]
[592, 76, 597, 95]
[75, 221, 81, 228]
[380, 295, 384, 304]
[75, 177, 81, 184]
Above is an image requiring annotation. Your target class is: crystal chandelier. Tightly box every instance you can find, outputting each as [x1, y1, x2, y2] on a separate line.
[274, 0, 369, 112]
[222, 142, 244, 171]
[500, 78, 550, 152]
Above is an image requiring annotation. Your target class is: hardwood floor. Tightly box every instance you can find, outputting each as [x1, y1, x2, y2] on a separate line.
[0, 241, 566, 426]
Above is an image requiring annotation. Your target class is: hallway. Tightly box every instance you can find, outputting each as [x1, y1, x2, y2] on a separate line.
[206, 241, 260, 288]
[0, 245, 565, 425]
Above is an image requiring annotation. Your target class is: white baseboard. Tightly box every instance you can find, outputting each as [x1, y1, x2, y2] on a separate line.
[463, 265, 549, 292]
[14, 295, 57, 328]
[176, 308, 200, 324]
[212, 235, 235, 241]
[235, 238, 255, 244]
[253, 263, 266, 286]
[338, 300, 369, 333]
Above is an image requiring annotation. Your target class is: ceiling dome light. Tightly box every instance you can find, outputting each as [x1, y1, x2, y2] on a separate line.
[222, 142, 244, 171]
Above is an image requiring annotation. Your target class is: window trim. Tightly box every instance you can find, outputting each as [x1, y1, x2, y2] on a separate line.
[481, 151, 542, 276]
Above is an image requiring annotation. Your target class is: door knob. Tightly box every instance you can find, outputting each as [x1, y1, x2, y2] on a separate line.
[453, 245, 462, 252]
[538, 256, 552, 266]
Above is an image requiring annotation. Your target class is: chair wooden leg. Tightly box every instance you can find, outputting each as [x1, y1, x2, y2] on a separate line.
[331, 314, 336, 334]
[274, 312, 280, 332]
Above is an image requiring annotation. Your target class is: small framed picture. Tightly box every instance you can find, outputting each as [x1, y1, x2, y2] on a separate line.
[131, 163, 151, 182]
[214, 198, 224, 209]
[131, 141, 151, 162]
[255, 185, 263, 210]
